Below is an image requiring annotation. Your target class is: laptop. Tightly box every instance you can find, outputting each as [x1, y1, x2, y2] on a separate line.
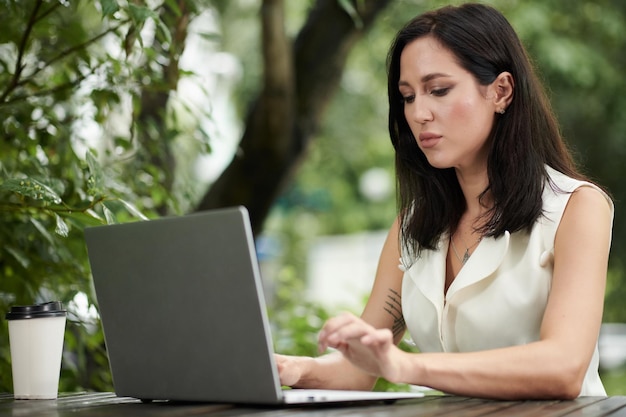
[84, 206, 423, 405]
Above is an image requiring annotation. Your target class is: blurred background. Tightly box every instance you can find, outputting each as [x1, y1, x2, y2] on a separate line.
[1, 0, 625, 394]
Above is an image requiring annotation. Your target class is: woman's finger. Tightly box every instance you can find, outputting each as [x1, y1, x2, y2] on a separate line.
[318, 315, 377, 353]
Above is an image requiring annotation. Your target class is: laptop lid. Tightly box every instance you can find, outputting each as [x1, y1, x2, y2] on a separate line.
[85, 206, 285, 404]
[86, 206, 424, 405]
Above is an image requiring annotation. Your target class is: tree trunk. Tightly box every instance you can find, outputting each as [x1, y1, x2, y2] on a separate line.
[196, 0, 392, 235]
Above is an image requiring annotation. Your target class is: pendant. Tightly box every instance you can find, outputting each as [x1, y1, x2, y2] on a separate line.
[462, 249, 470, 265]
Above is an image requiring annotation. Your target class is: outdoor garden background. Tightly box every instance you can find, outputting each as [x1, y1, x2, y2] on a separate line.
[1, 0, 625, 394]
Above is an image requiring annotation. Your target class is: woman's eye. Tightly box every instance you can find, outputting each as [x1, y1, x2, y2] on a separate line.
[401, 95, 415, 104]
[430, 88, 450, 97]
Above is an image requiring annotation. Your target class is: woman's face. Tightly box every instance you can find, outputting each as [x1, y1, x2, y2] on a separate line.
[399, 36, 498, 171]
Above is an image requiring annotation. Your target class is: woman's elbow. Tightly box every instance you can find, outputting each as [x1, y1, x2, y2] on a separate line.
[545, 359, 586, 400]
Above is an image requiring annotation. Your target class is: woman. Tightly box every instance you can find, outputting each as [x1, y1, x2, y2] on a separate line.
[276, 3, 613, 399]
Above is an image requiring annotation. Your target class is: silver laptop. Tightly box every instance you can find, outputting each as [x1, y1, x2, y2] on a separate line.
[85, 206, 423, 405]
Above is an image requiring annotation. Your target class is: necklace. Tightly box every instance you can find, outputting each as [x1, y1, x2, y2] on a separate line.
[451, 233, 481, 265]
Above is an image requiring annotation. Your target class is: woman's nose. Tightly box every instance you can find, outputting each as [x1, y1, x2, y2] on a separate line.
[410, 98, 433, 124]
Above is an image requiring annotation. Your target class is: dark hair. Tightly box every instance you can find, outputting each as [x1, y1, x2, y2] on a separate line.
[387, 3, 581, 255]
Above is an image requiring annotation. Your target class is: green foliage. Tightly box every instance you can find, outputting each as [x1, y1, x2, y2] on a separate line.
[0, 0, 206, 393]
[602, 367, 626, 396]
[1, 0, 625, 396]
[269, 266, 329, 358]
[604, 265, 626, 323]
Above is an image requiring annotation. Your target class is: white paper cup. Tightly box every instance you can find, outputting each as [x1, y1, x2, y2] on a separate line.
[6, 302, 67, 400]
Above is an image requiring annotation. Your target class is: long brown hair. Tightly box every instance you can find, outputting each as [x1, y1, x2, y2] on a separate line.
[387, 3, 581, 255]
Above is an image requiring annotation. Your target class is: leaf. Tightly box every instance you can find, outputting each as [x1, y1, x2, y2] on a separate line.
[5, 246, 31, 269]
[102, 204, 117, 224]
[128, 4, 157, 24]
[0, 178, 62, 204]
[100, 0, 120, 18]
[197, 31, 221, 42]
[55, 214, 69, 237]
[85, 208, 104, 222]
[337, 0, 363, 29]
[30, 218, 55, 244]
[155, 18, 172, 46]
[118, 199, 148, 221]
[85, 150, 105, 197]
[124, 24, 139, 56]
[163, 0, 182, 17]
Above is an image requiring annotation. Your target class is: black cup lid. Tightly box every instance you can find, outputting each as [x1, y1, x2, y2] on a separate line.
[5, 301, 67, 320]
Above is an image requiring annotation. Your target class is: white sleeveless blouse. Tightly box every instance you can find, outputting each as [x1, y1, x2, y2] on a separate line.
[400, 166, 613, 396]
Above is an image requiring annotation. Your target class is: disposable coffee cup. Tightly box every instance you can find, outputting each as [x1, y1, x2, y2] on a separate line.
[5, 301, 67, 400]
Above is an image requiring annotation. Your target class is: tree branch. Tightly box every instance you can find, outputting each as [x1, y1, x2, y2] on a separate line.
[1, 64, 98, 106]
[0, 15, 129, 107]
[196, 0, 391, 234]
[0, 0, 44, 103]
[292, 0, 392, 146]
[261, 0, 294, 152]
[14, 20, 129, 90]
[33, 1, 63, 24]
[0, 195, 106, 215]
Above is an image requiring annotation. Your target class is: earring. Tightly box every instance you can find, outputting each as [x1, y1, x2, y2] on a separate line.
[498, 108, 506, 114]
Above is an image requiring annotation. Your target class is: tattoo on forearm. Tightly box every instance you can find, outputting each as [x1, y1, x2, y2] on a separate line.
[384, 289, 406, 338]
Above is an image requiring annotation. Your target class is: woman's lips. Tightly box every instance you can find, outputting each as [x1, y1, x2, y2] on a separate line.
[418, 132, 442, 148]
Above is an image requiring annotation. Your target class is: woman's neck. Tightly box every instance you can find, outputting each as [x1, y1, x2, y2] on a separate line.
[455, 166, 492, 221]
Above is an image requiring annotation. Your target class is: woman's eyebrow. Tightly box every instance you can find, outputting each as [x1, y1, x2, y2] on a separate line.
[398, 73, 452, 87]
[421, 73, 452, 83]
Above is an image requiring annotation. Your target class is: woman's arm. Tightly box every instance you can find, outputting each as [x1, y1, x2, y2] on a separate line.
[276, 217, 407, 390]
[319, 186, 613, 399]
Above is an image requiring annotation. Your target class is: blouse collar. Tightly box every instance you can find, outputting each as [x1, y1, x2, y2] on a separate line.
[405, 231, 511, 305]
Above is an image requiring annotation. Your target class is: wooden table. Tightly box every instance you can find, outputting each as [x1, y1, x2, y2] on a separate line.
[2, 392, 626, 416]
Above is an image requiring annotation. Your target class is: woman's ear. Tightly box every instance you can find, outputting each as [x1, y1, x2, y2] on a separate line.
[493, 71, 514, 114]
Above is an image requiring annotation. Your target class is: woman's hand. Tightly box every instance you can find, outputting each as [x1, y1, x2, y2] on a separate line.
[317, 312, 407, 383]
[275, 354, 306, 387]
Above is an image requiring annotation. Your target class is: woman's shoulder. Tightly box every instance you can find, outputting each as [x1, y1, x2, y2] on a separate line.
[565, 186, 613, 223]
[544, 165, 612, 210]
[540, 166, 614, 242]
